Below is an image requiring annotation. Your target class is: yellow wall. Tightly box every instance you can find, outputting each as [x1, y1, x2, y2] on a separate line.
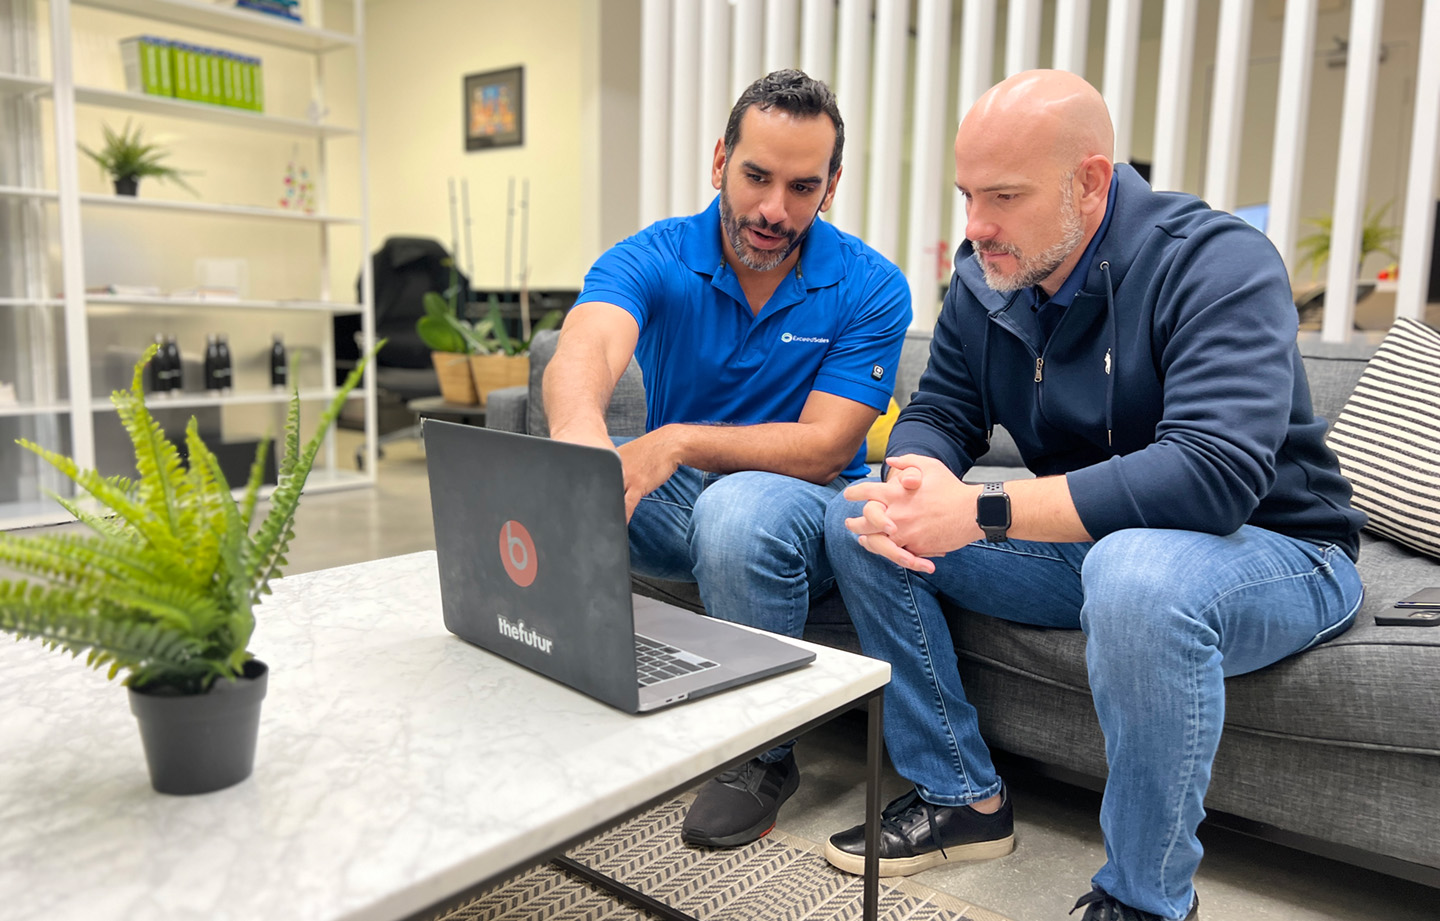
[365, 0, 631, 290]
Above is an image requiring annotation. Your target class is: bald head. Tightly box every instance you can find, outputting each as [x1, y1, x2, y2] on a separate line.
[953, 71, 1116, 296]
[960, 70, 1114, 171]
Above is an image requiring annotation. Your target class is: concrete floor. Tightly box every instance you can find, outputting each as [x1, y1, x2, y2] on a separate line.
[280, 430, 1436, 921]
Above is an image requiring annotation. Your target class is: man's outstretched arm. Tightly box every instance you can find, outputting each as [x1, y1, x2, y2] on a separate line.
[543, 302, 641, 450]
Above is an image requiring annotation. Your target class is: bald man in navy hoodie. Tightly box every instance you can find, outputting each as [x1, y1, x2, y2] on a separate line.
[822, 70, 1365, 921]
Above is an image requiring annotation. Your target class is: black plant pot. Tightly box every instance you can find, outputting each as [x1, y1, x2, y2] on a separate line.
[114, 176, 138, 196]
[128, 659, 268, 795]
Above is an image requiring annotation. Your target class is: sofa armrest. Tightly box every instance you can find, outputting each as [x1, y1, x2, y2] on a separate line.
[485, 386, 529, 433]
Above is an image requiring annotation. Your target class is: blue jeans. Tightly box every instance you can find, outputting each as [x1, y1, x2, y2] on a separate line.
[825, 494, 1363, 920]
[626, 447, 853, 761]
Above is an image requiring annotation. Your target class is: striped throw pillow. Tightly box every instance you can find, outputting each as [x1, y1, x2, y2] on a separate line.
[1324, 317, 1440, 559]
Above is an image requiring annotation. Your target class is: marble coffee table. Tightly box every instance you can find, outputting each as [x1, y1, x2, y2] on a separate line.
[0, 551, 889, 921]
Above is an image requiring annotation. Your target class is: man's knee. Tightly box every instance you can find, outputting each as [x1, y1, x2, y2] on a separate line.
[689, 473, 826, 567]
[824, 492, 868, 561]
[1080, 529, 1221, 649]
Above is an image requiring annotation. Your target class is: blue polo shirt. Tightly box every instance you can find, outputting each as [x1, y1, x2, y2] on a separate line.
[575, 196, 911, 479]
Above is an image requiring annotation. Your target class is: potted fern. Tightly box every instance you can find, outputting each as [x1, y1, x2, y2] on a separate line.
[79, 119, 198, 197]
[1295, 200, 1401, 281]
[0, 343, 374, 795]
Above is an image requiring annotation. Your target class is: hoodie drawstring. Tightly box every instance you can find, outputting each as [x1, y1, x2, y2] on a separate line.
[1100, 260, 1116, 449]
[981, 322, 993, 440]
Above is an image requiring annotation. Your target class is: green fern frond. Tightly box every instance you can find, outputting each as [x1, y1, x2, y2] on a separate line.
[277, 388, 303, 481]
[0, 583, 206, 683]
[179, 419, 233, 582]
[112, 346, 187, 538]
[246, 352, 374, 604]
[238, 435, 271, 530]
[0, 532, 179, 590]
[17, 438, 185, 559]
[188, 426, 255, 648]
[53, 497, 136, 543]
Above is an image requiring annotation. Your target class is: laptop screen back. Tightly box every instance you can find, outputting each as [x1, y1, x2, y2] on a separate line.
[423, 420, 641, 710]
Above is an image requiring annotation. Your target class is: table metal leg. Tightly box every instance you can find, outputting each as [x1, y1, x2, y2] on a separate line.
[864, 689, 884, 921]
[551, 855, 703, 921]
[553, 693, 885, 921]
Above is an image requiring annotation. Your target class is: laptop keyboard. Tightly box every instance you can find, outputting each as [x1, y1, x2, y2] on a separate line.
[635, 633, 720, 687]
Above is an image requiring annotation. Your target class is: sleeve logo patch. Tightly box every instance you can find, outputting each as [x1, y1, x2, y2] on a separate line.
[872, 365, 885, 380]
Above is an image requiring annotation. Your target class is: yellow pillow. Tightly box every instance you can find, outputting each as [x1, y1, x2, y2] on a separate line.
[866, 399, 901, 463]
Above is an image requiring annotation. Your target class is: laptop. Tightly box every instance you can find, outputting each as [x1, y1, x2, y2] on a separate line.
[422, 420, 815, 713]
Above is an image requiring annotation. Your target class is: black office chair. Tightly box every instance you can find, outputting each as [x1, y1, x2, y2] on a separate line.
[339, 237, 471, 467]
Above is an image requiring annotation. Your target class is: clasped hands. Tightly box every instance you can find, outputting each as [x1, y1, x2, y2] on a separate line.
[844, 455, 985, 573]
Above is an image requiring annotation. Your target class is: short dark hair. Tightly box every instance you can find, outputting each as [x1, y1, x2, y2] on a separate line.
[723, 69, 844, 178]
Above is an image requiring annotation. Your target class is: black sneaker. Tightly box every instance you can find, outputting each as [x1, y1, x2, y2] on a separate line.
[824, 786, 1015, 877]
[1070, 888, 1200, 921]
[681, 752, 800, 847]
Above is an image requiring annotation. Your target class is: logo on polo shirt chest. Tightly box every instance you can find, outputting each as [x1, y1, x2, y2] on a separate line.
[780, 331, 830, 345]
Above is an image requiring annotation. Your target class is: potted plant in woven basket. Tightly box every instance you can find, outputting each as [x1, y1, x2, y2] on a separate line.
[417, 270, 485, 404]
[0, 343, 375, 795]
[466, 292, 563, 406]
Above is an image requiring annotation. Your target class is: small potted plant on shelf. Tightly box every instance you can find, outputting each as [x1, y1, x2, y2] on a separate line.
[79, 119, 199, 197]
[0, 342, 375, 795]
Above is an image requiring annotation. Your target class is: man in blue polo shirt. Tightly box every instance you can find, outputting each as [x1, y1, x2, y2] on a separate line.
[545, 69, 911, 847]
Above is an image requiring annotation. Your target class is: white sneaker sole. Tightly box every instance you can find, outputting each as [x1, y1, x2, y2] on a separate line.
[823, 834, 1015, 877]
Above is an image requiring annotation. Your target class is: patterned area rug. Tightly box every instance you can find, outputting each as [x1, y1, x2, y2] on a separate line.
[438, 797, 1013, 921]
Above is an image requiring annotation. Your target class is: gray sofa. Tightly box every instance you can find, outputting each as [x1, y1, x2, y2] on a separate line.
[487, 328, 1440, 888]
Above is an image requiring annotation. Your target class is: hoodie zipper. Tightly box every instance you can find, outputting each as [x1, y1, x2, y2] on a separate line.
[1034, 357, 1044, 382]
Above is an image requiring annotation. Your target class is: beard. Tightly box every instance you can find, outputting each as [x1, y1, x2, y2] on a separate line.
[973, 175, 1086, 292]
[719, 175, 803, 272]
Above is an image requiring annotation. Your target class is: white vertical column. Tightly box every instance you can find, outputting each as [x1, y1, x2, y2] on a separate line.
[1102, 0, 1142, 164]
[765, 0, 799, 72]
[732, 0, 765, 101]
[959, 0, 997, 114]
[951, 0, 998, 252]
[47, 0, 94, 468]
[698, 0, 732, 208]
[1395, 0, 1440, 321]
[1151, 0, 1197, 191]
[669, 1, 702, 217]
[1052, 0, 1090, 77]
[1322, 0, 1385, 342]
[1006, 0, 1042, 76]
[800, 0, 836, 82]
[865, 0, 906, 262]
[639, 0, 671, 226]
[906, 0, 953, 328]
[829, 0, 871, 235]
[1266, 0, 1318, 272]
[1203, 0, 1253, 212]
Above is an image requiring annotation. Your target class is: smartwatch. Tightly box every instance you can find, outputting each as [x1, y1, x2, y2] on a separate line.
[976, 482, 1011, 543]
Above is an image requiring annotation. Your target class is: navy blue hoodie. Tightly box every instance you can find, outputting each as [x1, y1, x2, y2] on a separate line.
[890, 164, 1364, 560]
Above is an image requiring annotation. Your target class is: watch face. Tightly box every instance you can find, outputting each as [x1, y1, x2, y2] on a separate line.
[976, 491, 1010, 528]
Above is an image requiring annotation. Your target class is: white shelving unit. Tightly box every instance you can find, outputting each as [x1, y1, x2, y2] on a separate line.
[0, 0, 374, 530]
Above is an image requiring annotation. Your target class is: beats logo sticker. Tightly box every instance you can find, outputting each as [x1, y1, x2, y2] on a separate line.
[499, 520, 537, 587]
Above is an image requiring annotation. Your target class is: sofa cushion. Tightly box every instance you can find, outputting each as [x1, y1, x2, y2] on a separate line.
[1325, 318, 1440, 559]
[951, 531, 1440, 756]
[524, 329, 647, 438]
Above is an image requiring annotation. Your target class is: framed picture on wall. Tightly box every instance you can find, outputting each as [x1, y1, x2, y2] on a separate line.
[464, 66, 524, 151]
